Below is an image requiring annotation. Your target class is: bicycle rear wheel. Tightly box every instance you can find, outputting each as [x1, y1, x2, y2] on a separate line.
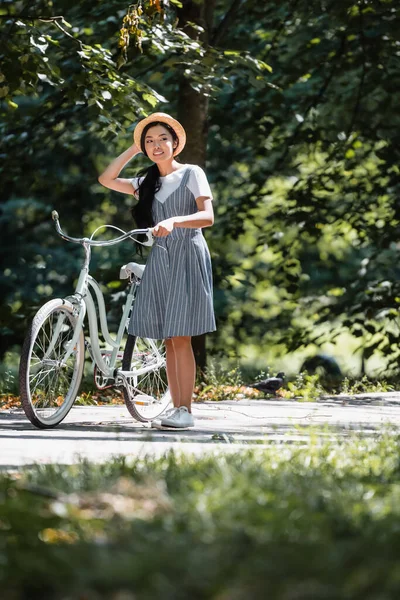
[19, 298, 85, 429]
[122, 334, 171, 422]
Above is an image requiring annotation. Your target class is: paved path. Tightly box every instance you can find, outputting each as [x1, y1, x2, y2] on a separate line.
[1, 393, 400, 468]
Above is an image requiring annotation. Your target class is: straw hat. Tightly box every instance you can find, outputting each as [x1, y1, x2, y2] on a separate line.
[133, 112, 186, 156]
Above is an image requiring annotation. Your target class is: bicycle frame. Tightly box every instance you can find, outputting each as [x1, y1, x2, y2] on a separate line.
[49, 213, 165, 382]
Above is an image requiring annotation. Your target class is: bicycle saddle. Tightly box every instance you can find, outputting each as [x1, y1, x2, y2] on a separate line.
[119, 262, 146, 280]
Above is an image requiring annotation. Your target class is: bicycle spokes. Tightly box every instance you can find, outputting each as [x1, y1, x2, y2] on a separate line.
[122, 336, 170, 421]
[29, 309, 81, 414]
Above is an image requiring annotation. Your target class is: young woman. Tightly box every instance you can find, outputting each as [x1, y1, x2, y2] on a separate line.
[98, 112, 216, 429]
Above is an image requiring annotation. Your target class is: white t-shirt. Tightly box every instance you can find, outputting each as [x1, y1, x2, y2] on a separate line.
[130, 164, 213, 204]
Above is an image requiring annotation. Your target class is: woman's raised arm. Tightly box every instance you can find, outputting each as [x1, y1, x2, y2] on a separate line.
[98, 144, 142, 195]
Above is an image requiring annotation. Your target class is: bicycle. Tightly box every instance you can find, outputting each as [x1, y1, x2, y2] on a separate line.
[18, 211, 171, 429]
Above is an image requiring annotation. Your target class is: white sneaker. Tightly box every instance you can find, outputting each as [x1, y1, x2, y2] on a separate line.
[151, 406, 178, 429]
[160, 406, 194, 429]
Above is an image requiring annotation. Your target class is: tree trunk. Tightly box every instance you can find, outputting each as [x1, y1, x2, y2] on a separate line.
[176, 0, 215, 373]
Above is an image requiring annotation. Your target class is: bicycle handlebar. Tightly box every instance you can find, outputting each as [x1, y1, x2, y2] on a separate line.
[52, 210, 151, 247]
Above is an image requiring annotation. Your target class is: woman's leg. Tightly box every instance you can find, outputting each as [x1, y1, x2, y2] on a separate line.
[171, 336, 195, 412]
[165, 338, 180, 408]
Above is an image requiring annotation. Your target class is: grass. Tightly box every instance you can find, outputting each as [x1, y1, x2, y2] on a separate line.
[3, 433, 400, 598]
[1, 351, 398, 410]
[194, 364, 397, 403]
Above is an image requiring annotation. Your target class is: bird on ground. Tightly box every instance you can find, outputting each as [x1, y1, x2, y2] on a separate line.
[248, 372, 285, 395]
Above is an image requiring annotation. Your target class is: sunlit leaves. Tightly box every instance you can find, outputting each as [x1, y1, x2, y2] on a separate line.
[119, 3, 145, 58]
[30, 35, 49, 54]
[115, 1, 273, 95]
[205, 0, 400, 371]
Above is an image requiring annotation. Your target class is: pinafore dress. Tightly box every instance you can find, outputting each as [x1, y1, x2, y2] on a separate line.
[128, 167, 216, 340]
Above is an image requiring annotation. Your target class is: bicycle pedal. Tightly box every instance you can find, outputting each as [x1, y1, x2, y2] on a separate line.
[132, 394, 156, 406]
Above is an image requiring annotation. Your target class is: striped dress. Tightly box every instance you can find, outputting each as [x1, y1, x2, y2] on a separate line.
[128, 166, 216, 339]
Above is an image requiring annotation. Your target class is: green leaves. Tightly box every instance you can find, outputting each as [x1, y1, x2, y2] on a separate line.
[204, 0, 400, 371]
[142, 92, 158, 107]
[1, 0, 399, 375]
[30, 35, 49, 54]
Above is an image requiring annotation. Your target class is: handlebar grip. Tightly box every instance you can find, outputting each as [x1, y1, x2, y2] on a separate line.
[52, 210, 59, 221]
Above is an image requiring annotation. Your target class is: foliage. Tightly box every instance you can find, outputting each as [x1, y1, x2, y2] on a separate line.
[0, 350, 19, 396]
[341, 375, 395, 396]
[1, 0, 400, 378]
[208, 0, 400, 373]
[3, 435, 400, 597]
[279, 372, 326, 401]
[1, 350, 397, 409]
[193, 383, 260, 401]
[0, 0, 272, 362]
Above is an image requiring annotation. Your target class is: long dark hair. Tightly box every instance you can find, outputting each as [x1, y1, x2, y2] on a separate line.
[131, 121, 179, 231]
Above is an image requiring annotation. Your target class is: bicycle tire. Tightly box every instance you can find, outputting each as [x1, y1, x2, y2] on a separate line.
[19, 298, 85, 429]
[122, 334, 171, 422]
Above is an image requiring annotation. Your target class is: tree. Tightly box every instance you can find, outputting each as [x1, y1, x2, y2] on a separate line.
[0, 0, 270, 367]
[2, 0, 399, 378]
[206, 0, 400, 373]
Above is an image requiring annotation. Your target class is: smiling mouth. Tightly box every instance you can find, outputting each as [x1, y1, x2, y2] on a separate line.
[153, 151, 164, 156]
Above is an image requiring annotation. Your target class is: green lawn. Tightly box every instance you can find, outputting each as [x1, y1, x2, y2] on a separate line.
[2, 433, 400, 599]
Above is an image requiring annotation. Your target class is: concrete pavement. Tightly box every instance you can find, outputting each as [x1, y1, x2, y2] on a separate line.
[1, 392, 400, 468]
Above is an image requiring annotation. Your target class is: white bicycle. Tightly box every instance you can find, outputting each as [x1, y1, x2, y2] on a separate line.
[18, 211, 171, 429]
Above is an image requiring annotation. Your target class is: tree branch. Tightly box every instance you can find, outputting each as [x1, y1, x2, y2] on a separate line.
[211, 0, 244, 47]
[0, 13, 82, 45]
[272, 29, 348, 174]
[0, 15, 66, 20]
[53, 19, 81, 44]
[132, 54, 175, 78]
[346, 4, 366, 137]
[263, 0, 301, 60]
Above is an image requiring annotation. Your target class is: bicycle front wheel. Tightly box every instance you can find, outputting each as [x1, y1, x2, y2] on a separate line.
[122, 334, 171, 422]
[19, 298, 85, 429]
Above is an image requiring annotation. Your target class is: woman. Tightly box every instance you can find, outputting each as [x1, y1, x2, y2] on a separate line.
[98, 112, 216, 429]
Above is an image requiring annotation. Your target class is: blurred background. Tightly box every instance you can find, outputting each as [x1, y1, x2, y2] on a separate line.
[1, 0, 399, 393]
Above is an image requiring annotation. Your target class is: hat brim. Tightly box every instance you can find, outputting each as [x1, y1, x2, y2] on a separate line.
[133, 112, 186, 157]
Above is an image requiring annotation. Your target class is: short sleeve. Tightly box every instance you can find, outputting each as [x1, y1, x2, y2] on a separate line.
[130, 177, 141, 197]
[187, 166, 213, 201]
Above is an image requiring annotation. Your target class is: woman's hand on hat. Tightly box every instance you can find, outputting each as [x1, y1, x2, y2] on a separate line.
[153, 218, 175, 237]
[131, 143, 142, 155]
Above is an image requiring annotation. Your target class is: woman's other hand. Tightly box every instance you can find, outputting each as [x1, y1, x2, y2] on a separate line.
[153, 218, 176, 237]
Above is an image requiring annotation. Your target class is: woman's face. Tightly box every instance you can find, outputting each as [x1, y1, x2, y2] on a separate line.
[144, 125, 177, 162]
